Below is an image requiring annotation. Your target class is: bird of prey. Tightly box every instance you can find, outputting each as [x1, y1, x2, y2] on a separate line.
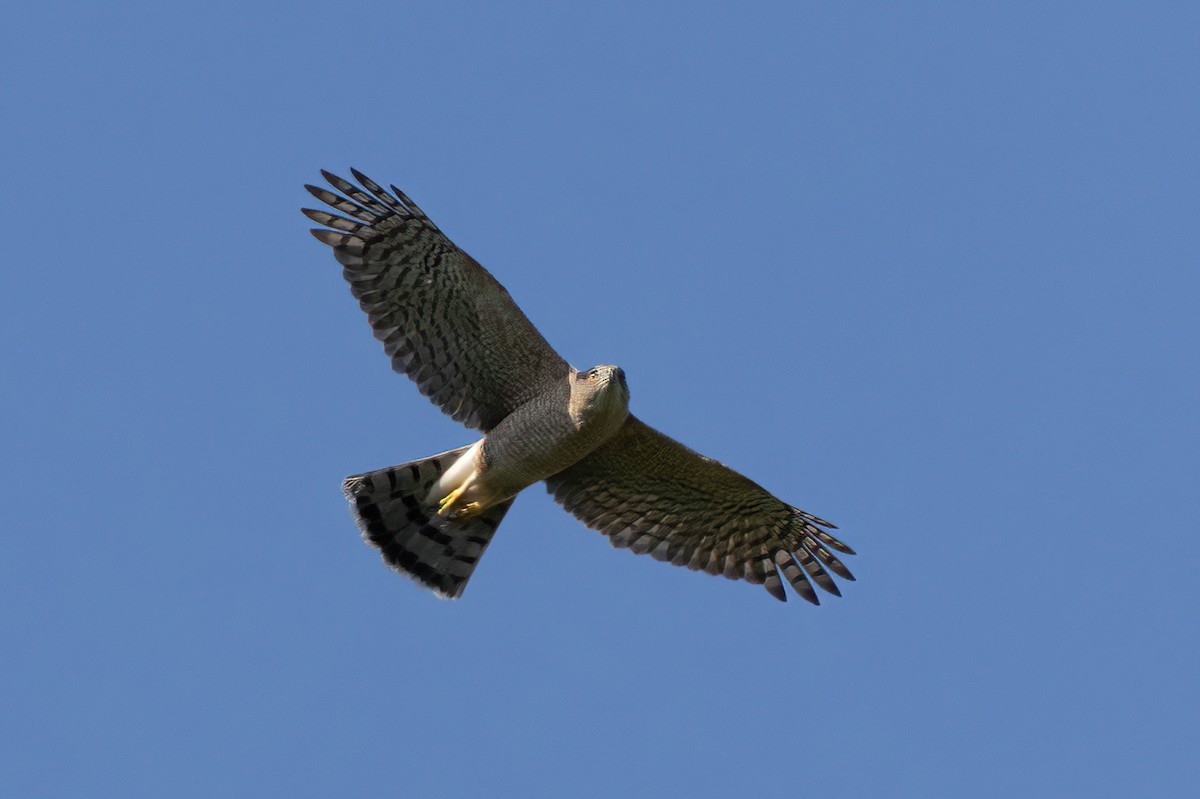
[303, 170, 855, 604]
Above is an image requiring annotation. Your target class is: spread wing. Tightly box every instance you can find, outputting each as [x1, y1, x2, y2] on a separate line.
[545, 417, 855, 604]
[304, 170, 570, 432]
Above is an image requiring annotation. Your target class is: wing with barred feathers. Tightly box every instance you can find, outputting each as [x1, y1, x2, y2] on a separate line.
[545, 416, 855, 603]
[304, 170, 570, 432]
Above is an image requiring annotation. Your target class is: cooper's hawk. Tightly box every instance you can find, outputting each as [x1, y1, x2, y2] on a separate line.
[304, 170, 855, 604]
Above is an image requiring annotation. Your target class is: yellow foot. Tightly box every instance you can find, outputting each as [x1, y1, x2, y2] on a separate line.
[436, 484, 469, 517]
[447, 501, 482, 522]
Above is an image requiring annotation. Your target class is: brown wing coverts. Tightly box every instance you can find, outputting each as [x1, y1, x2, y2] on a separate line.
[304, 170, 570, 432]
[545, 417, 856, 603]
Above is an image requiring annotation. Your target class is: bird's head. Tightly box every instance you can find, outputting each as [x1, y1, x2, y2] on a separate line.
[570, 364, 630, 425]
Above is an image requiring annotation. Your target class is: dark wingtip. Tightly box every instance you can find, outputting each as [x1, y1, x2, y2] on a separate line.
[304, 184, 334, 202]
[391, 184, 417, 207]
[816, 530, 856, 555]
[827, 562, 856, 581]
[309, 228, 344, 246]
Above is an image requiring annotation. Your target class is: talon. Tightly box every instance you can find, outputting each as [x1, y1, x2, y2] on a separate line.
[437, 485, 468, 516]
[449, 501, 482, 521]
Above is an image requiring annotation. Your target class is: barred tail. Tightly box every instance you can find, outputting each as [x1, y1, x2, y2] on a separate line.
[342, 446, 514, 599]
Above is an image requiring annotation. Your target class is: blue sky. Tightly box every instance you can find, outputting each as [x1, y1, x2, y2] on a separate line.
[3, 2, 1197, 796]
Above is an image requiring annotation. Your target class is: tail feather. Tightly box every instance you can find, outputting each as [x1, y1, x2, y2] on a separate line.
[343, 446, 513, 599]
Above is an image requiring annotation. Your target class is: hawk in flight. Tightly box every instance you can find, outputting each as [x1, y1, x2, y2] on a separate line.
[304, 170, 855, 604]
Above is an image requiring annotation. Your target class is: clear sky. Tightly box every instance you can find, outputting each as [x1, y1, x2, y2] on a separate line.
[3, 2, 1197, 797]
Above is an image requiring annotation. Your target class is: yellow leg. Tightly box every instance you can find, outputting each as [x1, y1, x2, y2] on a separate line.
[437, 484, 469, 516]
